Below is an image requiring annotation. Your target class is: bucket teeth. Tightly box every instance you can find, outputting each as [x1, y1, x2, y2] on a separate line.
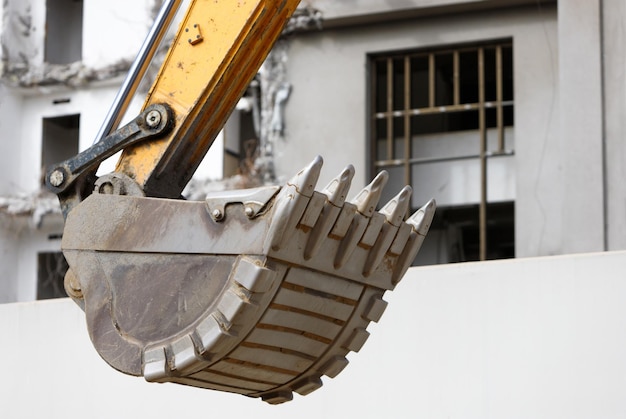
[393, 199, 437, 283]
[289, 155, 323, 197]
[266, 156, 324, 251]
[362, 186, 413, 276]
[334, 171, 389, 268]
[380, 186, 412, 227]
[322, 165, 355, 207]
[407, 198, 437, 236]
[304, 165, 355, 260]
[351, 171, 389, 217]
[65, 152, 438, 405]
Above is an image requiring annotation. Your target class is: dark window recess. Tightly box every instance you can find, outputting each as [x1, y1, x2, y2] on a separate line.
[45, 0, 84, 64]
[42, 114, 80, 184]
[430, 202, 515, 263]
[37, 252, 69, 300]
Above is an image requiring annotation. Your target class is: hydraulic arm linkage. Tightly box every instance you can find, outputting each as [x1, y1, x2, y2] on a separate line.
[45, 0, 435, 404]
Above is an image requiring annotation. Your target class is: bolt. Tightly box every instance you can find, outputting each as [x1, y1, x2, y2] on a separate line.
[212, 209, 223, 220]
[49, 169, 65, 187]
[146, 110, 162, 128]
[245, 207, 254, 217]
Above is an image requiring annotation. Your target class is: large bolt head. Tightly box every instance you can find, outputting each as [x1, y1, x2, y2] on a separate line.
[146, 110, 162, 128]
[49, 169, 65, 187]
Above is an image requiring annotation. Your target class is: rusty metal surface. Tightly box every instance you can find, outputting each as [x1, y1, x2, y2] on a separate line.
[62, 157, 435, 403]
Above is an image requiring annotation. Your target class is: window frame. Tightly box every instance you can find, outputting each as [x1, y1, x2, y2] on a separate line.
[368, 39, 514, 261]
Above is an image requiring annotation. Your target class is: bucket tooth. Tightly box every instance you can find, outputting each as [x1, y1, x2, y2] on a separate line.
[334, 171, 389, 267]
[322, 165, 355, 207]
[362, 186, 413, 275]
[380, 186, 412, 227]
[407, 198, 437, 236]
[289, 155, 324, 198]
[393, 199, 437, 283]
[352, 171, 389, 217]
[304, 166, 355, 260]
[266, 156, 324, 251]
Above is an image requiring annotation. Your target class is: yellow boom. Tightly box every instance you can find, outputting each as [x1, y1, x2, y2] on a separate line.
[117, 0, 300, 198]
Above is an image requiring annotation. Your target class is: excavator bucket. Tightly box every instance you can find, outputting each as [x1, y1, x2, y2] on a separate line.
[44, 0, 436, 404]
[61, 156, 435, 404]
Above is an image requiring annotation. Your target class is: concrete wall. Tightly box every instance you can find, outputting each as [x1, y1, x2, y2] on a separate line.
[0, 220, 19, 302]
[3, 251, 626, 418]
[82, 0, 155, 68]
[0, 84, 23, 195]
[558, 0, 604, 254]
[602, 0, 626, 251]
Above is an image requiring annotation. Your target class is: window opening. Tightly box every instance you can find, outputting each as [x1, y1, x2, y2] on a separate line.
[370, 41, 514, 261]
[42, 114, 80, 184]
[45, 0, 84, 64]
[37, 252, 69, 300]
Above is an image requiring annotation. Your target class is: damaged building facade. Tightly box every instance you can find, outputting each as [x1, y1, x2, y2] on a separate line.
[1, 0, 625, 303]
[0, 0, 153, 302]
[5, 1, 626, 418]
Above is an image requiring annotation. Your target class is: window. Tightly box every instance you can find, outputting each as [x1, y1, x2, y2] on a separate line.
[37, 252, 68, 299]
[42, 114, 80, 184]
[223, 106, 258, 179]
[370, 41, 514, 262]
[45, 0, 84, 64]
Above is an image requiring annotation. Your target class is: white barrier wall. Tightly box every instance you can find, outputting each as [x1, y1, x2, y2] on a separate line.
[3, 251, 626, 419]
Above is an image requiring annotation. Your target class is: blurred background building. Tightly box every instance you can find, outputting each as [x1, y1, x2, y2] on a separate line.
[2, 2, 626, 416]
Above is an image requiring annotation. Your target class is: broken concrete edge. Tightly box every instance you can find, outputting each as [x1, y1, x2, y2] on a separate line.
[0, 189, 61, 228]
[282, 5, 323, 36]
[0, 59, 133, 89]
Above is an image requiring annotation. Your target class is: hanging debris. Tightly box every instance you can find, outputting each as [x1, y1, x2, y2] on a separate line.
[282, 4, 323, 35]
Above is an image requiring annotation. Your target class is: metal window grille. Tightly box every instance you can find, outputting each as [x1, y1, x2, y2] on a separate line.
[370, 41, 513, 261]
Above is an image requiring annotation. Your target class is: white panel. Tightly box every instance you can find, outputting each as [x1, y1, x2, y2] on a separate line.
[3, 251, 626, 418]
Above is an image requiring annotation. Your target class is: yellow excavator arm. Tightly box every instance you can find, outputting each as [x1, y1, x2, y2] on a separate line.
[44, 0, 435, 404]
[117, 0, 300, 198]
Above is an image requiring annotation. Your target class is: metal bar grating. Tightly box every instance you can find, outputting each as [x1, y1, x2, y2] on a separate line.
[370, 41, 513, 261]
